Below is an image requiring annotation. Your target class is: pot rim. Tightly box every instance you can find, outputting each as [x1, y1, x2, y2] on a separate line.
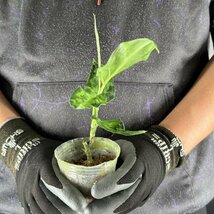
[55, 137, 121, 169]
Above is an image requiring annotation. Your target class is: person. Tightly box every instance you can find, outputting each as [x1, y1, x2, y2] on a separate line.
[0, 0, 213, 213]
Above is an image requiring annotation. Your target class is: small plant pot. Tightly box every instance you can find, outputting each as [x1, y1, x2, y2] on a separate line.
[54, 137, 121, 197]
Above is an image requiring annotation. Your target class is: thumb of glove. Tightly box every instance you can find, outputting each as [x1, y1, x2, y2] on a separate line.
[91, 139, 138, 199]
[41, 158, 88, 212]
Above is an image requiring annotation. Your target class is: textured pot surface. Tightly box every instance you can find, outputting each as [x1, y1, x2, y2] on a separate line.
[54, 137, 121, 196]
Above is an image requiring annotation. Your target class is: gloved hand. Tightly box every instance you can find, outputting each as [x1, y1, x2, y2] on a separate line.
[85, 176, 142, 214]
[41, 158, 89, 214]
[82, 140, 142, 214]
[91, 139, 139, 197]
[43, 136, 140, 214]
[0, 117, 87, 214]
[42, 157, 88, 212]
[91, 125, 186, 214]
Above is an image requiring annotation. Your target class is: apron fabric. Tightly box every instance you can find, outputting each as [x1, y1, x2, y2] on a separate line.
[191, 207, 207, 214]
[0, 1, 213, 213]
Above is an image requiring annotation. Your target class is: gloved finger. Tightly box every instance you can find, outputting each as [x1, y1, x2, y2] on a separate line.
[117, 159, 145, 184]
[114, 177, 151, 213]
[85, 176, 141, 214]
[117, 193, 150, 214]
[25, 190, 43, 214]
[16, 170, 29, 205]
[23, 200, 32, 214]
[40, 181, 78, 214]
[41, 158, 88, 212]
[41, 158, 62, 189]
[27, 195, 44, 214]
[134, 185, 157, 208]
[32, 179, 61, 214]
[91, 139, 137, 199]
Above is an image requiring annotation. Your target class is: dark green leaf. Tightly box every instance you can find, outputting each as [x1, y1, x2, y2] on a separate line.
[69, 58, 116, 109]
[69, 85, 113, 109]
[97, 38, 159, 89]
[86, 59, 99, 89]
[102, 80, 115, 102]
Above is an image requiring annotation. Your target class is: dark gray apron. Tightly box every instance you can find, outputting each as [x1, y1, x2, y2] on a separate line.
[0, 1, 213, 213]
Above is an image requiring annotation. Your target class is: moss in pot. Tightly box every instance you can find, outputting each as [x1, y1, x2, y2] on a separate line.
[54, 14, 159, 198]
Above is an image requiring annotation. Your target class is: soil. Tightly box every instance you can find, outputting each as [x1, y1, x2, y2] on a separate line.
[69, 154, 116, 166]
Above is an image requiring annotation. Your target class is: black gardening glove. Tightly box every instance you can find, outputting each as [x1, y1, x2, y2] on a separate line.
[91, 125, 186, 214]
[0, 118, 87, 214]
[16, 138, 63, 214]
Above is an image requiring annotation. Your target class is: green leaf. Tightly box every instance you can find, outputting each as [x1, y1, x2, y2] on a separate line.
[69, 86, 98, 109]
[96, 118, 125, 131]
[96, 118, 147, 136]
[69, 84, 115, 109]
[97, 38, 159, 89]
[112, 129, 147, 136]
[86, 59, 99, 88]
[69, 60, 116, 109]
[103, 80, 115, 103]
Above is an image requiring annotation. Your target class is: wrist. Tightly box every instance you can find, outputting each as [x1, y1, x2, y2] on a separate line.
[0, 116, 24, 128]
[0, 118, 44, 174]
[145, 125, 187, 176]
[149, 125, 186, 167]
[0, 91, 20, 125]
[158, 121, 191, 155]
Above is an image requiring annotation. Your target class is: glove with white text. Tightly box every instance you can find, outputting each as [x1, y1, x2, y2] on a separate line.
[0, 117, 87, 214]
[91, 125, 186, 214]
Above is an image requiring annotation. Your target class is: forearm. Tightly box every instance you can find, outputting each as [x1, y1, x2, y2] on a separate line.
[160, 56, 214, 155]
[0, 90, 20, 125]
[0, 91, 41, 174]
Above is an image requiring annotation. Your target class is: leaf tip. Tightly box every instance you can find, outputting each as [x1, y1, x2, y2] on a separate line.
[156, 47, 160, 54]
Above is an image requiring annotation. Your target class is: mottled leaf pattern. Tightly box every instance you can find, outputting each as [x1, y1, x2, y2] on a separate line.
[69, 59, 115, 109]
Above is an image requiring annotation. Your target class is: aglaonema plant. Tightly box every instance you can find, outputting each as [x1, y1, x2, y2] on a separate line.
[69, 14, 159, 165]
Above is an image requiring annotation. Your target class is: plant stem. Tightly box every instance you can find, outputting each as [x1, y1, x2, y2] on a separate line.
[83, 14, 101, 163]
[82, 141, 93, 163]
[89, 107, 99, 144]
[93, 13, 101, 68]
[89, 14, 101, 145]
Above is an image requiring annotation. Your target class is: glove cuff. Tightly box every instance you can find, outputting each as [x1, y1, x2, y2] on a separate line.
[150, 125, 186, 166]
[0, 116, 24, 128]
[147, 125, 186, 175]
[0, 117, 44, 174]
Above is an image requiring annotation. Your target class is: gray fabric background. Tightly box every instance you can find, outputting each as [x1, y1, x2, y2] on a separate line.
[0, 0, 214, 213]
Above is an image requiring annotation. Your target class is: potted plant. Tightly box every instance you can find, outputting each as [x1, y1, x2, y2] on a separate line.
[54, 14, 159, 198]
